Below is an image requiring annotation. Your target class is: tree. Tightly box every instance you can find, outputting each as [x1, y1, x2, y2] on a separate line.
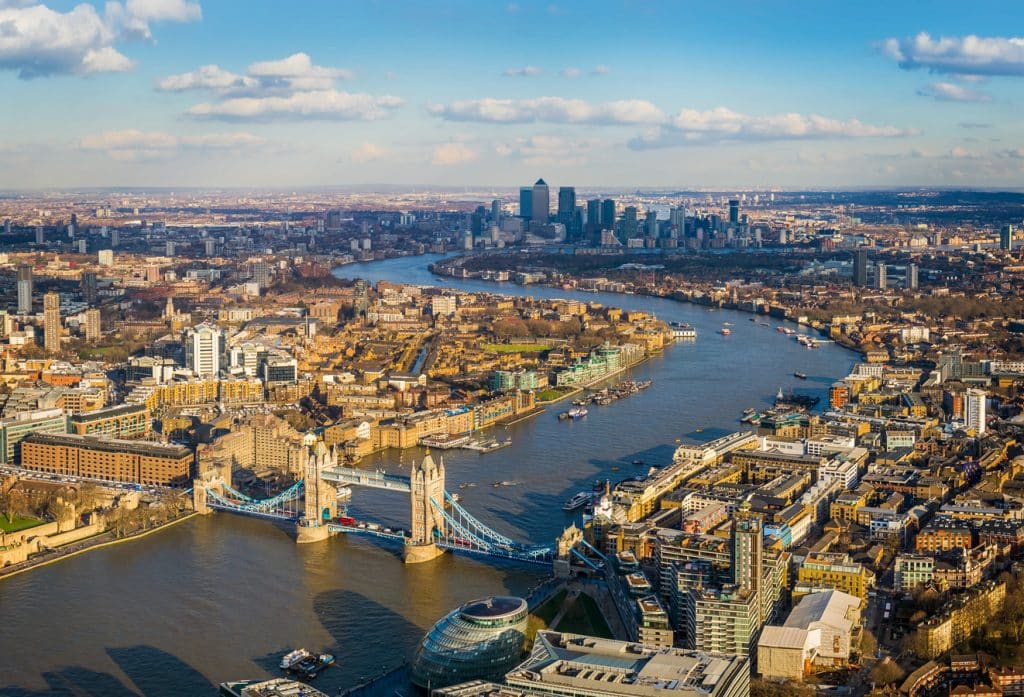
[869, 658, 905, 687]
[860, 628, 878, 658]
[75, 484, 102, 512]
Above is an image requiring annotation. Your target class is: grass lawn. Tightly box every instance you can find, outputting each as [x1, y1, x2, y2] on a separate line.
[536, 387, 575, 402]
[0, 515, 44, 534]
[481, 343, 551, 354]
[552, 593, 613, 638]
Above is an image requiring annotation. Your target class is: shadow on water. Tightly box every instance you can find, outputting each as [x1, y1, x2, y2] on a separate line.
[0, 668, 135, 697]
[0, 646, 214, 697]
[312, 589, 424, 686]
[107, 646, 216, 697]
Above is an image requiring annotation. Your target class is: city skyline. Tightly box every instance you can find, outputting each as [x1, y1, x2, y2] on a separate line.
[1, 0, 1023, 189]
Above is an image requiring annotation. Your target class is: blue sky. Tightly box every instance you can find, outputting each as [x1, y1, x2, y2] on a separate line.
[1, 0, 1022, 189]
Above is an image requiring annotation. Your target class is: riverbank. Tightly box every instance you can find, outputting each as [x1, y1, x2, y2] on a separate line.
[0, 511, 198, 582]
[430, 262, 863, 355]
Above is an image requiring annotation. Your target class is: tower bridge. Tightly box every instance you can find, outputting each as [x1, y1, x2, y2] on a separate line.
[193, 443, 579, 568]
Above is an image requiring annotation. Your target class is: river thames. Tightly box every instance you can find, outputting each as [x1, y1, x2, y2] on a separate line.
[0, 254, 856, 696]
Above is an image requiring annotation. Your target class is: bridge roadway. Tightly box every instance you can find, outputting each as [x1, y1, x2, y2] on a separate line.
[327, 521, 555, 567]
[320, 467, 411, 492]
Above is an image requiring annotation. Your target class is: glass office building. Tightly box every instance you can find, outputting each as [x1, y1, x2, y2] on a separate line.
[410, 596, 528, 690]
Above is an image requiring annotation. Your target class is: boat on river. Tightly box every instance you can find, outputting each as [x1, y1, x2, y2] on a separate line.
[563, 492, 591, 511]
[280, 649, 311, 671]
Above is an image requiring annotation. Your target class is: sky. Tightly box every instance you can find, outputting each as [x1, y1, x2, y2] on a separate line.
[1, 0, 1023, 190]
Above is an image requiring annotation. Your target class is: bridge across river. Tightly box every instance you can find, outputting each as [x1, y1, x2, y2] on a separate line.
[193, 444, 577, 568]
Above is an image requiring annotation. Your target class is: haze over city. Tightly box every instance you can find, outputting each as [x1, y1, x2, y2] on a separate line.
[1, 0, 1023, 189]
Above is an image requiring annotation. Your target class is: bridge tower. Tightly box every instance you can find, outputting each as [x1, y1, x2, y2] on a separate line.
[192, 479, 211, 514]
[405, 450, 446, 563]
[297, 441, 338, 544]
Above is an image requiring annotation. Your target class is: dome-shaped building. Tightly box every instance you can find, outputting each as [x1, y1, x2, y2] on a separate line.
[410, 596, 528, 690]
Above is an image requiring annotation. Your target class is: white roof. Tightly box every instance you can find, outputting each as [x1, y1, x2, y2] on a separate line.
[758, 626, 813, 651]
[784, 590, 860, 633]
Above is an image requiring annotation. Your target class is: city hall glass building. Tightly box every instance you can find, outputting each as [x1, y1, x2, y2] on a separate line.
[411, 596, 528, 690]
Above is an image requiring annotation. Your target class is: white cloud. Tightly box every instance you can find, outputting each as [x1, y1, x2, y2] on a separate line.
[157, 64, 255, 91]
[502, 65, 542, 77]
[79, 128, 263, 160]
[431, 142, 477, 166]
[81, 45, 134, 73]
[629, 107, 915, 148]
[882, 32, 1024, 77]
[247, 52, 353, 90]
[351, 142, 387, 163]
[158, 53, 377, 121]
[0, 0, 200, 78]
[592, 64, 610, 75]
[427, 96, 666, 125]
[116, 0, 201, 40]
[916, 81, 992, 102]
[561, 67, 581, 78]
[495, 134, 591, 167]
[187, 89, 403, 121]
[160, 53, 352, 93]
[179, 132, 264, 149]
[0, 2, 129, 78]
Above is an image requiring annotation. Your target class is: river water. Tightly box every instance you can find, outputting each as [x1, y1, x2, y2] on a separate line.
[0, 254, 855, 696]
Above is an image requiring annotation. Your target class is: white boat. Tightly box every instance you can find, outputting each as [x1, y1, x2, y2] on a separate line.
[336, 486, 352, 499]
[567, 406, 588, 419]
[563, 492, 591, 511]
[280, 648, 312, 670]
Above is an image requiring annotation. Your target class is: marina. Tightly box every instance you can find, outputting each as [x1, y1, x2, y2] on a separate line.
[418, 433, 512, 453]
[572, 379, 653, 408]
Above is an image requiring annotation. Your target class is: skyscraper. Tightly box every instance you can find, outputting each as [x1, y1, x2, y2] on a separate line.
[621, 206, 638, 241]
[81, 272, 98, 304]
[906, 263, 919, 290]
[35, 226, 44, 245]
[729, 199, 740, 225]
[852, 249, 868, 287]
[557, 187, 578, 240]
[84, 308, 101, 342]
[875, 262, 887, 290]
[557, 186, 576, 220]
[965, 388, 987, 435]
[16, 264, 32, 314]
[43, 291, 61, 354]
[186, 324, 222, 378]
[531, 179, 549, 225]
[732, 504, 763, 610]
[490, 199, 501, 223]
[251, 261, 271, 289]
[518, 187, 532, 220]
[586, 199, 601, 226]
[601, 199, 616, 229]
[645, 210, 658, 238]
[1001, 224, 1015, 251]
[353, 278, 370, 317]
